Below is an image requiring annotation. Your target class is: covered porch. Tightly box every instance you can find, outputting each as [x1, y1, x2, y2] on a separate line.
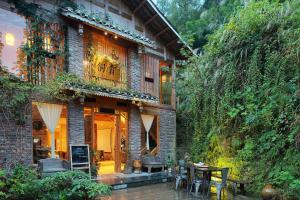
[31, 86, 170, 176]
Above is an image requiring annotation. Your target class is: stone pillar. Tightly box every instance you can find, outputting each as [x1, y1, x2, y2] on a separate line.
[68, 102, 85, 145]
[67, 24, 84, 77]
[158, 109, 176, 162]
[127, 47, 141, 91]
[127, 105, 142, 172]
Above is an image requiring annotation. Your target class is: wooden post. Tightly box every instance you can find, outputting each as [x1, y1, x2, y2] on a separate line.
[171, 59, 176, 109]
[115, 112, 121, 172]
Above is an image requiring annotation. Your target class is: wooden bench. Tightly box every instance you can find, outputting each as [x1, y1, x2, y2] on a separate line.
[142, 155, 165, 173]
[212, 175, 248, 195]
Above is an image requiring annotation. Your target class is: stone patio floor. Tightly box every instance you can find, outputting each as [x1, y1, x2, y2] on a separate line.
[103, 182, 258, 200]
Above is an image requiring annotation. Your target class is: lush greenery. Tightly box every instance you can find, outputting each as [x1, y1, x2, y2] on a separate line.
[157, 0, 244, 51]
[0, 71, 32, 124]
[175, 0, 300, 198]
[0, 165, 111, 200]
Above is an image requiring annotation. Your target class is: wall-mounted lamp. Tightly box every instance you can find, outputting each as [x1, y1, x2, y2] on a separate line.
[104, 31, 108, 36]
[78, 24, 84, 36]
[79, 97, 85, 105]
[138, 45, 144, 54]
[114, 35, 118, 39]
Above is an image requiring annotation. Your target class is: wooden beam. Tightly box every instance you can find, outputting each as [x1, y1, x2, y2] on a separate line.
[166, 39, 178, 47]
[155, 27, 169, 37]
[145, 14, 158, 26]
[133, 0, 147, 13]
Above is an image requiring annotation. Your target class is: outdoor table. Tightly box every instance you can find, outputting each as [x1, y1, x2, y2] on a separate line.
[188, 165, 223, 195]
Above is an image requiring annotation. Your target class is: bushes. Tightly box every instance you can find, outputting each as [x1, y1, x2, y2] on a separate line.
[0, 165, 111, 200]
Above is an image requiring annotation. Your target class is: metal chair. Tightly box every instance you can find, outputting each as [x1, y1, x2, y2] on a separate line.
[175, 160, 188, 190]
[207, 168, 229, 200]
[189, 165, 203, 196]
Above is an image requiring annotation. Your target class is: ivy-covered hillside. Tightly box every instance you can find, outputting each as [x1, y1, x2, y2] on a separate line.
[171, 0, 300, 198]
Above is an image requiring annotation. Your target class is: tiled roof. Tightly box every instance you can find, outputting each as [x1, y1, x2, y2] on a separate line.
[61, 7, 155, 48]
[65, 83, 158, 104]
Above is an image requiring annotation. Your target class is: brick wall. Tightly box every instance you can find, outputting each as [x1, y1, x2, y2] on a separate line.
[67, 24, 84, 77]
[158, 109, 176, 162]
[68, 102, 85, 145]
[0, 102, 33, 167]
[128, 105, 142, 165]
[127, 47, 141, 91]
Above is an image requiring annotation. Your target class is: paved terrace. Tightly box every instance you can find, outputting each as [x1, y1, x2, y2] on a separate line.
[102, 183, 256, 200]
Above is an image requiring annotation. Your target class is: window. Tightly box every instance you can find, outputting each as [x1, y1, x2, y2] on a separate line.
[23, 21, 65, 84]
[0, 8, 65, 84]
[0, 8, 26, 75]
[83, 29, 127, 89]
[160, 62, 172, 105]
[141, 116, 159, 155]
[142, 54, 159, 97]
[32, 103, 68, 163]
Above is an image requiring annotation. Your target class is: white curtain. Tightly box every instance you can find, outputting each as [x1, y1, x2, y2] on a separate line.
[141, 114, 155, 150]
[97, 128, 112, 152]
[36, 102, 63, 158]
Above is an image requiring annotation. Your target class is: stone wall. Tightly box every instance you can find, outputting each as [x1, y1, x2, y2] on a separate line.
[0, 103, 33, 167]
[68, 102, 85, 145]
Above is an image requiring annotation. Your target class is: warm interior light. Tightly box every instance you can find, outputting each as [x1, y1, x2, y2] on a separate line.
[83, 60, 89, 66]
[162, 75, 167, 82]
[44, 35, 51, 51]
[5, 33, 15, 46]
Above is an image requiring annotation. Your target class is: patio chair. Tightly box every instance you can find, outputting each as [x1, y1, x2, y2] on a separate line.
[175, 160, 188, 190]
[189, 165, 203, 196]
[207, 168, 229, 200]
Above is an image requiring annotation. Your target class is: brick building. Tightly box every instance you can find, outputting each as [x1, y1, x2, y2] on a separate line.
[0, 0, 191, 175]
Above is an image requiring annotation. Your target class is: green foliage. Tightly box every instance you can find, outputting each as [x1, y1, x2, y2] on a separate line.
[39, 72, 141, 102]
[178, 0, 300, 198]
[0, 165, 111, 200]
[0, 72, 32, 124]
[157, 0, 244, 50]
[0, 170, 7, 199]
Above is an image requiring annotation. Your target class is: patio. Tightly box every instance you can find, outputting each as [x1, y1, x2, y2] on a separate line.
[103, 182, 255, 200]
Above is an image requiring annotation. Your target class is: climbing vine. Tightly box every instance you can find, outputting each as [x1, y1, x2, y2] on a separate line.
[178, 0, 300, 198]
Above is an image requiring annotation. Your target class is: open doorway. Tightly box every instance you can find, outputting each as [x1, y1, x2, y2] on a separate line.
[94, 113, 116, 174]
[84, 106, 128, 175]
